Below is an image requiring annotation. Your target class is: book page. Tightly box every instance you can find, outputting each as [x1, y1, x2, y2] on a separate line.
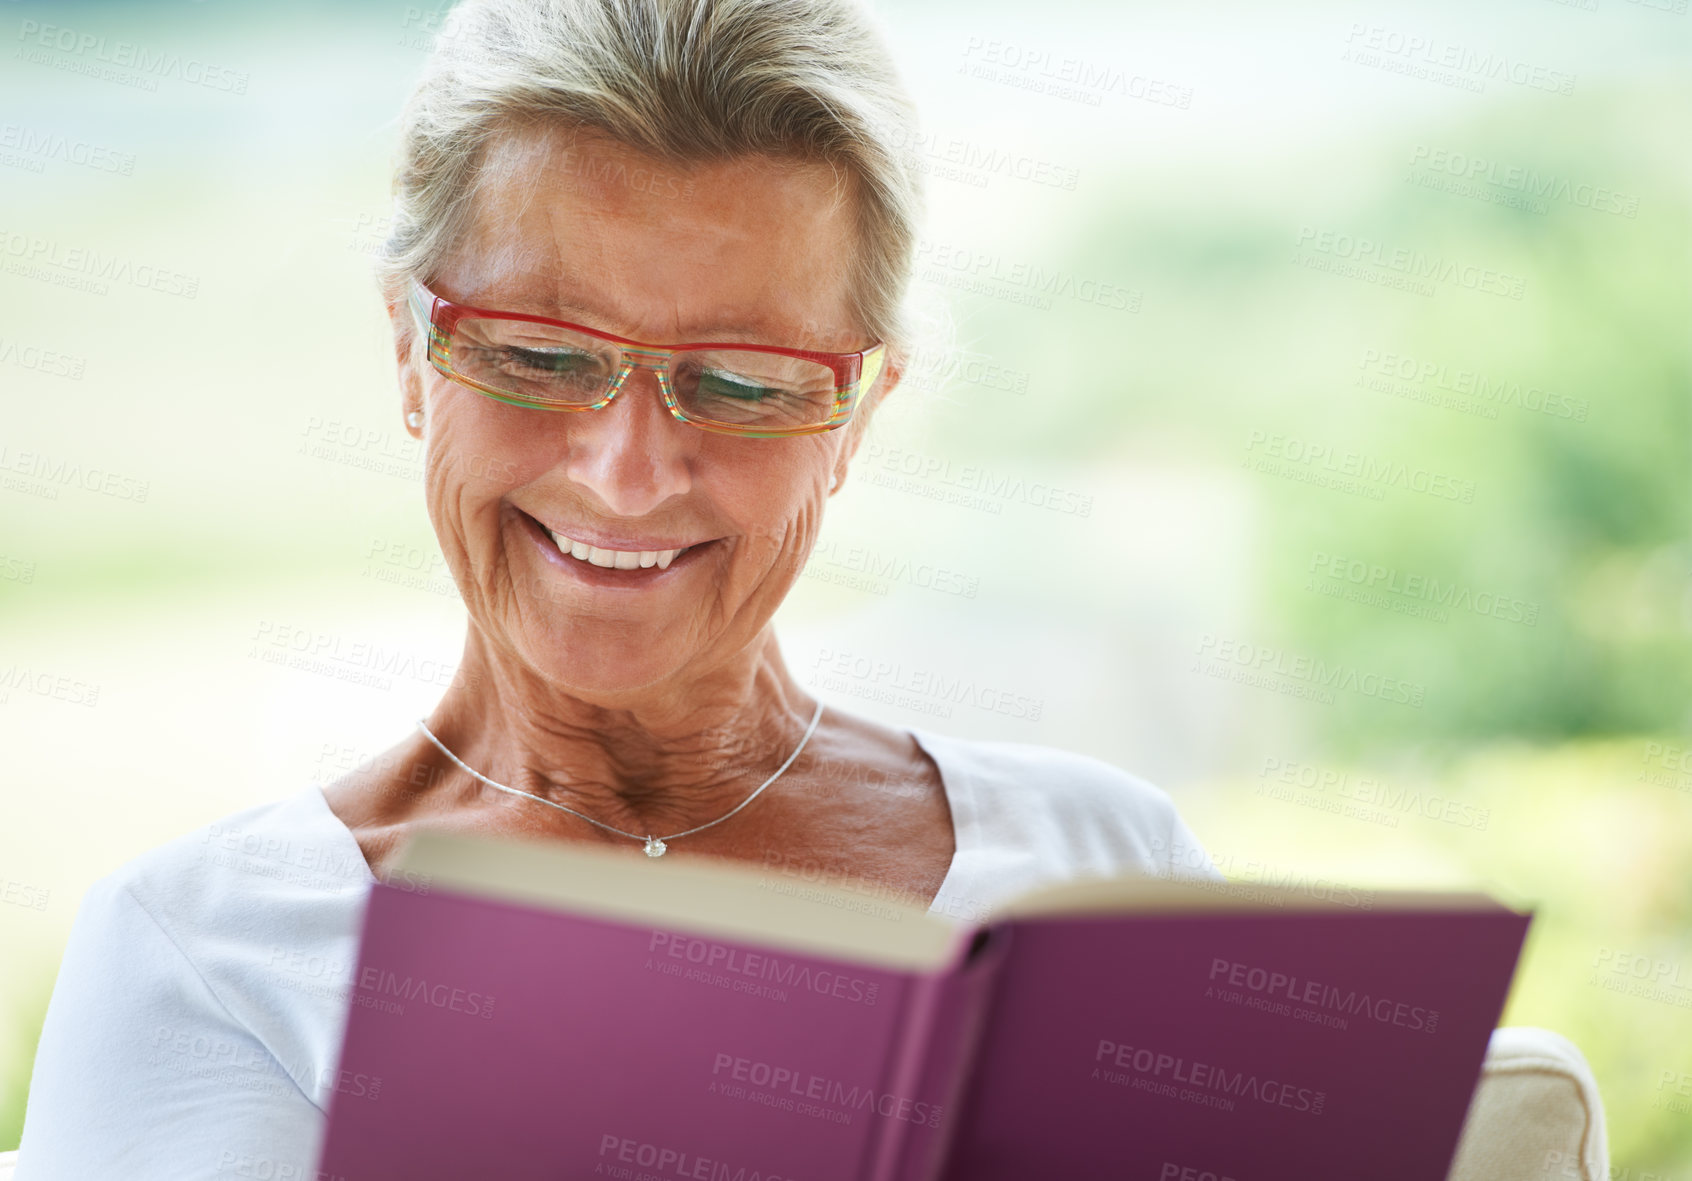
[998, 872, 1516, 920]
[391, 825, 969, 971]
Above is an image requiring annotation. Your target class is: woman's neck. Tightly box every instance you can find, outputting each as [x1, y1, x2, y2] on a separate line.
[417, 625, 822, 838]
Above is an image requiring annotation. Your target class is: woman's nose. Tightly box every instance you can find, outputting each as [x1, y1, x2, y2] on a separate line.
[560, 363, 694, 518]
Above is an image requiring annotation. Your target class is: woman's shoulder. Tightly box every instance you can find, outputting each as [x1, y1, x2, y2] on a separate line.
[57, 785, 372, 1093]
[908, 726, 1222, 883]
[20, 787, 366, 1172]
[98, 784, 371, 934]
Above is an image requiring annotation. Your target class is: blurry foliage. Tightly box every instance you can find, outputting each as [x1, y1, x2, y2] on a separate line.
[938, 87, 1690, 755]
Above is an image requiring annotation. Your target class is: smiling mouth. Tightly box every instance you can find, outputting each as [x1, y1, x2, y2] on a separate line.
[547, 528, 690, 570]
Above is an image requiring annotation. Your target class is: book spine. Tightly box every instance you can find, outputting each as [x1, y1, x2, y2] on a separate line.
[862, 926, 1014, 1181]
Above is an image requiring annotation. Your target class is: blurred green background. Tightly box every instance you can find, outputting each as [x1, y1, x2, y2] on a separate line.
[2, 0, 1689, 1169]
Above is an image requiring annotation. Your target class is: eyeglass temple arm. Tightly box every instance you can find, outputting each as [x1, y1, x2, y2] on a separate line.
[856, 344, 888, 403]
[405, 278, 436, 346]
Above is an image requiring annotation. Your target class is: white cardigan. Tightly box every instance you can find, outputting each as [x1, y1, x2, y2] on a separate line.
[15, 726, 1221, 1180]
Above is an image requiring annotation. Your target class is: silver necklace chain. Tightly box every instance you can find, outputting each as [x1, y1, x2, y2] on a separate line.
[413, 698, 826, 858]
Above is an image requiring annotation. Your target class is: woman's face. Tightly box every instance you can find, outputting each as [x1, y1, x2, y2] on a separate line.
[393, 125, 879, 698]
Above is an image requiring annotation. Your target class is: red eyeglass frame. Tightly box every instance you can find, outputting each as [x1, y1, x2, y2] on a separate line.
[407, 278, 887, 439]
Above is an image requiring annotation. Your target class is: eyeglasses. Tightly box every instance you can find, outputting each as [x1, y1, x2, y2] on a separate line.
[406, 278, 886, 439]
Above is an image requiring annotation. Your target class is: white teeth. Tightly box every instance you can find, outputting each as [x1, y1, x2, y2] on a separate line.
[547, 528, 686, 572]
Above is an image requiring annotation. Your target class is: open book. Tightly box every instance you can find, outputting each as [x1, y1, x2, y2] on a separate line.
[315, 829, 1531, 1181]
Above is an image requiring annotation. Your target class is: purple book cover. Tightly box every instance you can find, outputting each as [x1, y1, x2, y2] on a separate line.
[942, 905, 1531, 1181]
[316, 881, 993, 1181]
[316, 837, 1529, 1181]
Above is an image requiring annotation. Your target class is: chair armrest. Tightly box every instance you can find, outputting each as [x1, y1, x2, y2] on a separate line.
[1447, 1026, 1609, 1181]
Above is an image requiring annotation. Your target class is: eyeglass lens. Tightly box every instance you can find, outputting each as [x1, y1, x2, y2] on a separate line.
[447, 315, 842, 430]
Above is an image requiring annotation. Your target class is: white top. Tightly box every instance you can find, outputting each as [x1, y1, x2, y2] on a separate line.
[16, 726, 1221, 1179]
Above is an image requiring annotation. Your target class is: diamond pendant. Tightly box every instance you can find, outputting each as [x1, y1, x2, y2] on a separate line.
[643, 835, 668, 858]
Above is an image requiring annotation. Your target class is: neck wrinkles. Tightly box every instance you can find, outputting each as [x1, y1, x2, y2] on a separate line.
[420, 625, 820, 838]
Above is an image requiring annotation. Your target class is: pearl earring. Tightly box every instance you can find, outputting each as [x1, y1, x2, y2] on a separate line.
[406, 410, 424, 429]
[828, 473, 839, 492]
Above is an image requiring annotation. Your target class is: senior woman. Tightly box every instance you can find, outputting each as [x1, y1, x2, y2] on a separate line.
[16, 0, 1219, 1175]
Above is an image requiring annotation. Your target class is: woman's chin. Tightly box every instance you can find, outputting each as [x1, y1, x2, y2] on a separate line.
[518, 634, 692, 701]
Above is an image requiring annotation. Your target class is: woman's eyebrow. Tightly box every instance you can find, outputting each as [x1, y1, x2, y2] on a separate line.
[484, 261, 787, 339]
[477, 270, 795, 340]
[533, 297, 783, 342]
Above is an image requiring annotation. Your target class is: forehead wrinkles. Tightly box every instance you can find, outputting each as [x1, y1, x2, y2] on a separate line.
[447, 230, 568, 306]
[449, 130, 581, 300]
[448, 124, 864, 348]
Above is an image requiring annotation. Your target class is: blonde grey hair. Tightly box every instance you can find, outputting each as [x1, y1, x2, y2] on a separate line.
[377, 0, 926, 369]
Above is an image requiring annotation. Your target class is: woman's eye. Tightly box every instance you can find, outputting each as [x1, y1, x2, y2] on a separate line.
[504, 347, 594, 374]
[698, 370, 781, 401]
